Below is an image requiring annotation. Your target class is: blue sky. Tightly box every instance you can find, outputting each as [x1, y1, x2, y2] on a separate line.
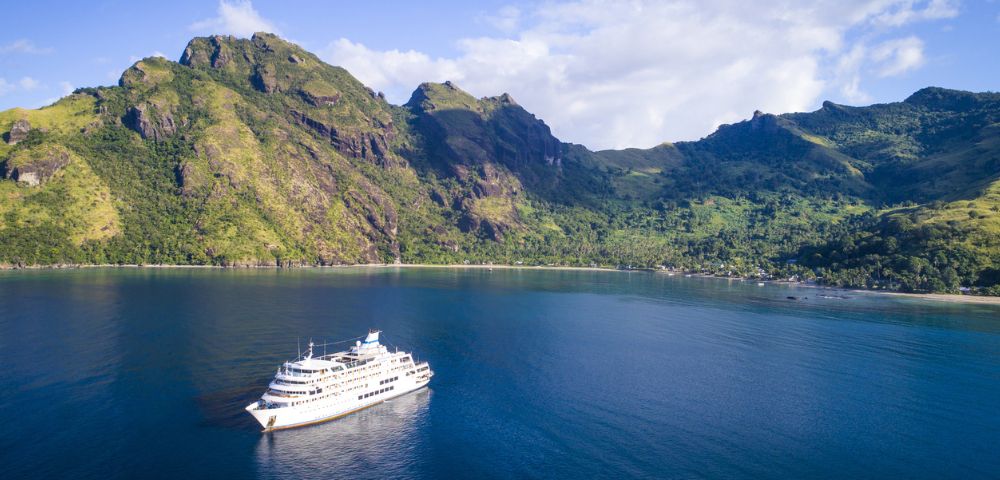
[1, 0, 997, 149]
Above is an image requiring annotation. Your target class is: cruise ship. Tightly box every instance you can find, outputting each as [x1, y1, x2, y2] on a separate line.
[245, 330, 433, 431]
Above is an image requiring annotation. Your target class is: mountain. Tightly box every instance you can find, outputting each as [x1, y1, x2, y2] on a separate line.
[1, 33, 998, 294]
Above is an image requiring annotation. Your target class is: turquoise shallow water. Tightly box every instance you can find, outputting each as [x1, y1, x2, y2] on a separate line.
[0, 267, 998, 479]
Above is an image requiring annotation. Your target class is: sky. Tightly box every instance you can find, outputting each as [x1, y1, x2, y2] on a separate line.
[1, 0, 997, 150]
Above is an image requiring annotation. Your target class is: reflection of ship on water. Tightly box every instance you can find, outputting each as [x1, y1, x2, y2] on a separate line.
[255, 387, 432, 477]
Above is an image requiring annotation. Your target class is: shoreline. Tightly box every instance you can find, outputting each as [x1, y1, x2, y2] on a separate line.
[847, 289, 1000, 305]
[0, 262, 620, 272]
[1, 262, 998, 306]
[676, 273, 1000, 306]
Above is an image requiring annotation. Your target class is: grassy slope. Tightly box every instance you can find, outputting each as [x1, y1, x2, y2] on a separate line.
[0, 35, 997, 294]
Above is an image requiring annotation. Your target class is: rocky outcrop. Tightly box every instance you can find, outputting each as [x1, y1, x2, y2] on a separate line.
[210, 36, 235, 68]
[176, 161, 195, 193]
[457, 210, 508, 242]
[252, 64, 278, 93]
[454, 163, 523, 241]
[289, 110, 393, 163]
[5, 119, 30, 145]
[179, 35, 239, 69]
[406, 82, 563, 171]
[748, 110, 781, 132]
[301, 90, 340, 107]
[488, 99, 562, 168]
[6, 147, 70, 186]
[472, 163, 511, 198]
[124, 103, 177, 141]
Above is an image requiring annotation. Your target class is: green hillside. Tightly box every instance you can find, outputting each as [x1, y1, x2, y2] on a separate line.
[0, 33, 997, 295]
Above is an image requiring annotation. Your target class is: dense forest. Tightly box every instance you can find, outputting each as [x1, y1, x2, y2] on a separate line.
[1, 33, 998, 295]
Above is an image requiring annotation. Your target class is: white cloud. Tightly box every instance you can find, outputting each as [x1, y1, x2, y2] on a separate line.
[834, 44, 872, 103]
[190, 0, 278, 38]
[479, 5, 522, 32]
[18, 76, 40, 91]
[0, 76, 42, 97]
[871, 0, 959, 26]
[322, 1, 957, 149]
[326, 39, 462, 94]
[128, 51, 168, 64]
[34, 82, 76, 108]
[871, 36, 925, 77]
[321, 0, 957, 148]
[0, 39, 53, 55]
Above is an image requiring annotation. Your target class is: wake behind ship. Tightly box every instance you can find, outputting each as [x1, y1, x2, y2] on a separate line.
[246, 330, 433, 431]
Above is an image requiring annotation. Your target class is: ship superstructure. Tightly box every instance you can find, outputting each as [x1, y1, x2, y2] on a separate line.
[246, 330, 433, 431]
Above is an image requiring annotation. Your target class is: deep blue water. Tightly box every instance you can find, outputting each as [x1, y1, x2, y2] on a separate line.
[1, 268, 998, 479]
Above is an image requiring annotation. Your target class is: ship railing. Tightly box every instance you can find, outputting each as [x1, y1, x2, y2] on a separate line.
[272, 378, 311, 386]
[336, 358, 371, 369]
[266, 390, 305, 398]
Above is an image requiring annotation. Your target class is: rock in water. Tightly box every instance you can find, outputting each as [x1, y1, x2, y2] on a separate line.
[6, 119, 30, 145]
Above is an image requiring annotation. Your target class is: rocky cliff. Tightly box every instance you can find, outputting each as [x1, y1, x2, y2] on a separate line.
[1, 33, 998, 294]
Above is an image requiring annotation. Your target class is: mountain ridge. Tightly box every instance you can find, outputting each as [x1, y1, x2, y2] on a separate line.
[1, 33, 998, 294]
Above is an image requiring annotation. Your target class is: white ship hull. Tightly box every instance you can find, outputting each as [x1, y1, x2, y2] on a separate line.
[246, 375, 431, 431]
[246, 330, 433, 432]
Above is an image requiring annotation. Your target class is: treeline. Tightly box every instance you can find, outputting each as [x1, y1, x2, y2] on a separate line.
[799, 213, 1000, 295]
